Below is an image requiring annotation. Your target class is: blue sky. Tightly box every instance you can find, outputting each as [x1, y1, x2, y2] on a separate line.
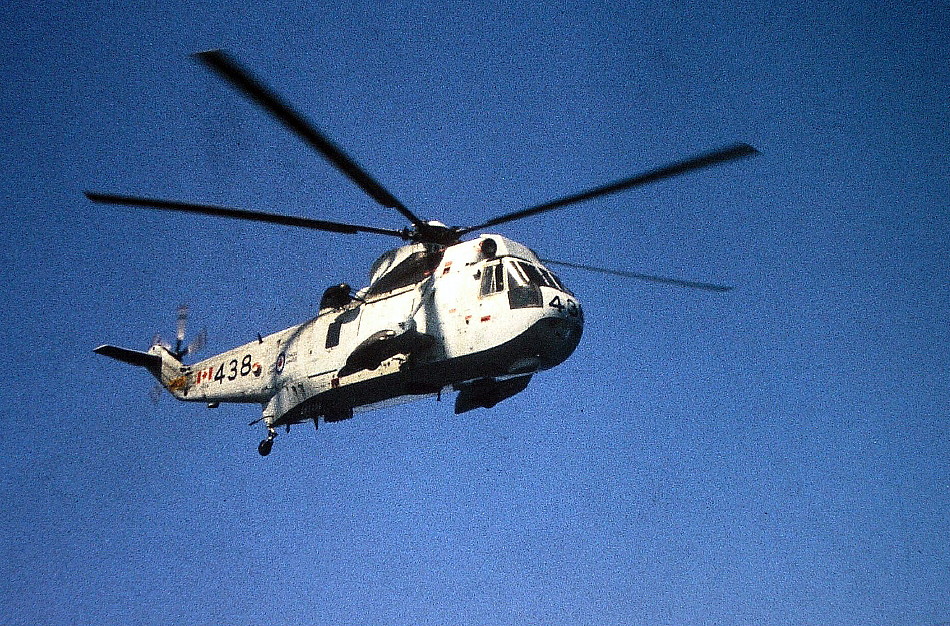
[2, 1, 947, 624]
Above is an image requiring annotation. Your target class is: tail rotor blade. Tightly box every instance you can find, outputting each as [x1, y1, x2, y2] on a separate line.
[148, 383, 164, 404]
[176, 304, 189, 343]
[185, 328, 207, 357]
[151, 333, 172, 351]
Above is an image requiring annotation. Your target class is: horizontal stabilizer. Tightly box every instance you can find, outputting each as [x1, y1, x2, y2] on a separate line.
[94, 345, 162, 372]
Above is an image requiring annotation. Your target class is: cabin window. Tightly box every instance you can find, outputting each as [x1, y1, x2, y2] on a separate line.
[326, 318, 343, 349]
[325, 308, 359, 349]
[480, 262, 505, 296]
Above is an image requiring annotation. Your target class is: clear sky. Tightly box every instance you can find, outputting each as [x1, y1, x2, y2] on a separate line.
[2, 1, 947, 624]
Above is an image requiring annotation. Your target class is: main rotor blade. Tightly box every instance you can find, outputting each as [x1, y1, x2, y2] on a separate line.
[194, 49, 426, 228]
[542, 258, 733, 292]
[461, 143, 759, 234]
[84, 192, 409, 239]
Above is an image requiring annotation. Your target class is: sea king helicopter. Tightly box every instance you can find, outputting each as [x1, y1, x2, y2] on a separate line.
[88, 50, 758, 456]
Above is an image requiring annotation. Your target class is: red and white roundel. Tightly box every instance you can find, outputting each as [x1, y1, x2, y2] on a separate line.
[275, 352, 286, 374]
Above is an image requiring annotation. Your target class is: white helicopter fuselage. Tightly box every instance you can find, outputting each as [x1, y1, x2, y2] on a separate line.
[148, 234, 582, 427]
[88, 51, 755, 456]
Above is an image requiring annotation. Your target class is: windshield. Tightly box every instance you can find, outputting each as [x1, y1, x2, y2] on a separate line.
[511, 260, 571, 294]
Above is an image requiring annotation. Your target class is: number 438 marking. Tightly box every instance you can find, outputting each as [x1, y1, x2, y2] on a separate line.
[549, 295, 580, 317]
[213, 354, 259, 384]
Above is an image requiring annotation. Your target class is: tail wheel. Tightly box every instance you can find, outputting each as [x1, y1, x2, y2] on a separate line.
[258, 438, 274, 456]
[258, 427, 277, 456]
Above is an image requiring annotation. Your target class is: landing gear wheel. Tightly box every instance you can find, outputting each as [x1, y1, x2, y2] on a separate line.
[258, 438, 274, 456]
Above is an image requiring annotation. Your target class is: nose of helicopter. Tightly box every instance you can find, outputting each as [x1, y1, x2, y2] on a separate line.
[535, 314, 583, 369]
[508, 298, 583, 374]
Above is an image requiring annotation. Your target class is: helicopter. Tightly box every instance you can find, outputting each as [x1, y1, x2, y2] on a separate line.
[88, 50, 758, 456]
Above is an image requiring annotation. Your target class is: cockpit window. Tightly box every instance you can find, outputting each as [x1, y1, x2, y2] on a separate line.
[480, 262, 505, 296]
[514, 261, 571, 294]
[516, 261, 544, 286]
[365, 250, 443, 297]
[541, 267, 567, 292]
[506, 260, 541, 309]
[507, 263, 527, 288]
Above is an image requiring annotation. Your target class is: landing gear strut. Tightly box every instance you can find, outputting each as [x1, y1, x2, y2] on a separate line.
[258, 427, 277, 456]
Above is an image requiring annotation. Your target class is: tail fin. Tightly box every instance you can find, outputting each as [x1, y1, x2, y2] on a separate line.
[94, 344, 187, 394]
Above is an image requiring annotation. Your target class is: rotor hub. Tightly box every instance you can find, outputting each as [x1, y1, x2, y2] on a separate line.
[408, 220, 462, 245]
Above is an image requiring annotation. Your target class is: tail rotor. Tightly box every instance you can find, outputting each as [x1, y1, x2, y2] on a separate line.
[148, 304, 207, 402]
[152, 304, 207, 360]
